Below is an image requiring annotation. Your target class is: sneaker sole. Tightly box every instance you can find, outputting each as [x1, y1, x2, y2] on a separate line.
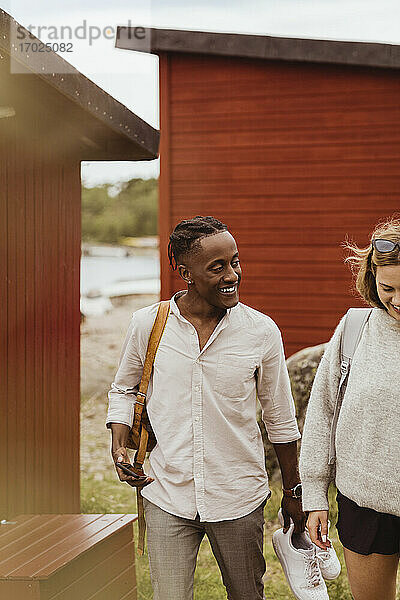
[272, 534, 308, 600]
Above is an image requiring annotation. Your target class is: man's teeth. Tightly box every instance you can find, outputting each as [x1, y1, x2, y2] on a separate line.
[393, 304, 400, 311]
[219, 286, 236, 293]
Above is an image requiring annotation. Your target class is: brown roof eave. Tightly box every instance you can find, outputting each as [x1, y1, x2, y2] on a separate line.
[116, 26, 400, 70]
[0, 9, 159, 160]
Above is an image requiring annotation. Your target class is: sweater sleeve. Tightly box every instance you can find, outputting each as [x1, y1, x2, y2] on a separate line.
[299, 315, 345, 512]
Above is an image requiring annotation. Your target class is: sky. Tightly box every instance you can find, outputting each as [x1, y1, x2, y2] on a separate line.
[4, 0, 400, 185]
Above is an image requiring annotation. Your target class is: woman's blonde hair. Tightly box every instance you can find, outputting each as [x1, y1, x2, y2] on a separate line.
[344, 216, 400, 308]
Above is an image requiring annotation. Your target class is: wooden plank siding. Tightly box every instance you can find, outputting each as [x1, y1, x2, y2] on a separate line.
[0, 18, 158, 520]
[159, 52, 400, 355]
[0, 116, 80, 519]
[158, 53, 174, 300]
[0, 113, 8, 518]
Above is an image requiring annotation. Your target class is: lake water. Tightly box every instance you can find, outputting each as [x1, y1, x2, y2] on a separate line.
[80, 254, 160, 295]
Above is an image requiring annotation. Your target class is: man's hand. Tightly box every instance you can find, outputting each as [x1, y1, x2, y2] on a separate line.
[273, 440, 306, 533]
[306, 510, 331, 550]
[110, 423, 153, 488]
[281, 495, 306, 534]
[112, 446, 154, 488]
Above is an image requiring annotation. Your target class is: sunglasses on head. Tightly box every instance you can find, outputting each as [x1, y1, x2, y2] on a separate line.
[372, 239, 400, 253]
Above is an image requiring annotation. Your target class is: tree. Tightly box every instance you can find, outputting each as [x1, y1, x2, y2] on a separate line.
[81, 178, 158, 244]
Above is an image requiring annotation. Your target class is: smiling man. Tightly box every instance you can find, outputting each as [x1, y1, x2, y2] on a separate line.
[107, 216, 304, 600]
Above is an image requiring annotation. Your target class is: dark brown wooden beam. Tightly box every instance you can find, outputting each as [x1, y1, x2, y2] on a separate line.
[0, 9, 159, 160]
[116, 26, 400, 70]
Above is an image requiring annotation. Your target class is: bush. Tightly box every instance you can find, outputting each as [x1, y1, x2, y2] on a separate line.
[81, 178, 158, 244]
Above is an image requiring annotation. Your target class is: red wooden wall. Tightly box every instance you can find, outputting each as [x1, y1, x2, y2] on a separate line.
[0, 30, 159, 518]
[158, 52, 400, 355]
[0, 115, 81, 518]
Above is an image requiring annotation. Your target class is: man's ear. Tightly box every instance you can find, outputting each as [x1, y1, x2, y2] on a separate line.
[177, 263, 193, 285]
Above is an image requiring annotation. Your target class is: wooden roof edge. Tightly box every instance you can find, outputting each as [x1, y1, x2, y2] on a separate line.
[0, 9, 159, 160]
[115, 26, 400, 70]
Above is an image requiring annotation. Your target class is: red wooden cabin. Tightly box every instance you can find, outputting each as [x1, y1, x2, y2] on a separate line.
[117, 27, 400, 356]
[0, 10, 159, 520]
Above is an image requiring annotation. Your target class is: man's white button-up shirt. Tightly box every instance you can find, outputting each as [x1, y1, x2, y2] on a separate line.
[106, 293, 300, 522]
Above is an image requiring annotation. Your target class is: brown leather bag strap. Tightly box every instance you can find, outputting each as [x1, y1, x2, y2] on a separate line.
[135, 427, 149, 470]
[137, 488, 146, 556]
[139, 300, 170, 398]
[134, 300, 170, 556]
[131, 300, 170, 440]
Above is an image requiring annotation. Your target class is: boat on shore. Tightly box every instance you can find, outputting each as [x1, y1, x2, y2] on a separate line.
[82, 238, 158, 258]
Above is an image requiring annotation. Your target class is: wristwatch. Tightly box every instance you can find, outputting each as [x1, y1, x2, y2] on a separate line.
[282, 483, 302, 499]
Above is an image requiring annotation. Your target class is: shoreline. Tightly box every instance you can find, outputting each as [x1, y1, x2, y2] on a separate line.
[80, 294, 158, 477]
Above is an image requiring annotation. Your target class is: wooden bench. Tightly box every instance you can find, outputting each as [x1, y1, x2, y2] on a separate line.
[0, 514, 138, 600]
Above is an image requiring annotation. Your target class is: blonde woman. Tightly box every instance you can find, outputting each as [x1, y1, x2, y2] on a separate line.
[299, 217, 400, 600]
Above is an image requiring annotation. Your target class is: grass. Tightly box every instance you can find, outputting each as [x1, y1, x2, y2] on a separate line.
[81, 472, 380, 600]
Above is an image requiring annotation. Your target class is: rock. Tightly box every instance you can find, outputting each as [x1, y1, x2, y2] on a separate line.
[258, 342, 327, 480]
[286, 343, 327, 433]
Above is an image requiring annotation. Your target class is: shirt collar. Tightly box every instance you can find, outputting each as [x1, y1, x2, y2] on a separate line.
[169, 291, 238, 324]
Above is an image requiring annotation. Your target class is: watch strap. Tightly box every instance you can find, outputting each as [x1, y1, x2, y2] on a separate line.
[282, 483, 302, 498]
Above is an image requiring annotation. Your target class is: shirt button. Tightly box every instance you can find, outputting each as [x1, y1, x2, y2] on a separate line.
[195, 385, 200, 391]
[195, 416, 200, 422]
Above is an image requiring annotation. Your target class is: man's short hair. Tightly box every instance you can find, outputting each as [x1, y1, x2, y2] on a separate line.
[168, 216, 228, 270]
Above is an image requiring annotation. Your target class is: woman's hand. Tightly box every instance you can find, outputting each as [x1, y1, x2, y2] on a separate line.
[306, 510, 331, 550]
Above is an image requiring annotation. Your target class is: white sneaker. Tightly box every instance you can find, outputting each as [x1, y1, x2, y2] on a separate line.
[272, 523, 329, 600]
[315, 545, 341, 581]
[277, 509, 341, 581]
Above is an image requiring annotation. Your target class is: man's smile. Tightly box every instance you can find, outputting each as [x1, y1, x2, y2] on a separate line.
[218, 283, 238, 295]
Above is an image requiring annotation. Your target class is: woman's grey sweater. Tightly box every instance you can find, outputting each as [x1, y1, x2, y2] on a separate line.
[299, 307, 400, 517]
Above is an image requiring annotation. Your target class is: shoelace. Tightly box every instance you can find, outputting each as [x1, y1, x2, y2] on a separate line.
[304, 550, 323, 588]
[316, 548, 330, 563]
